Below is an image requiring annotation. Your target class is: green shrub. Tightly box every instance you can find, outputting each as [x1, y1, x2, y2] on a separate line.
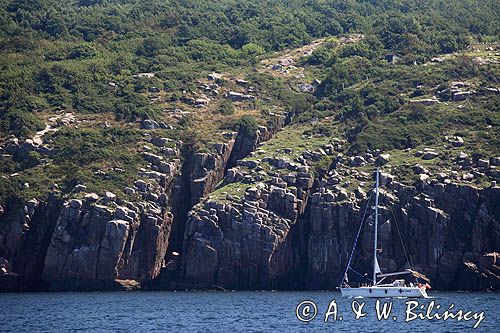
[0, 109, 45, 138]
[218, 100, 235, 115]
[67, 44, 97, 59]
[238, 115, 258, 139]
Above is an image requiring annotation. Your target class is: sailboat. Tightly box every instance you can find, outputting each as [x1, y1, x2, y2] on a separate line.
[340, 167, 430, 298]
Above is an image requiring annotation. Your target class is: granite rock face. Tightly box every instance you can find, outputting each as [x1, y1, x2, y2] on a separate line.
[0, 195, 173, 291]
[41, 199, 172, 289]
[188, 118, 285, 207]
[0, 137, 181, 291]
[227, 117, 285, 169]
[0, 195, 62, 290]
[173, 176, 500, 290]
[176, 170, 314, 289]
[188, 140, 236, 207]
[304, 182, 500, 290]
[0, 122, 285, 291]
[1, 120, 499, 291]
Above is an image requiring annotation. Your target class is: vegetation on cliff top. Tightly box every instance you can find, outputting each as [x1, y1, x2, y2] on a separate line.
[0, 0, 499, 203]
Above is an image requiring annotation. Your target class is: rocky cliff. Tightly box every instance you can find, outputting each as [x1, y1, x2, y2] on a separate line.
[0, 120, 285, 291]
[0, 180, 174, 291]
[1, 121, 499, 292]
[303, 181, 500, 290]
[41, 198, 172, 290]
[165, 131, 500, 291]
[0, 131, 183, 291]
[171, 175, 499, 291]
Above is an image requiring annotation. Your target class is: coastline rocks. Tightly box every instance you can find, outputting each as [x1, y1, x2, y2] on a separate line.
[172, 172, 500, 291]
[301, 183, 500, 290]
[175, 168, 314, 289]
[188, 143, 235, 206]
[0, 194, 63, 291]
[41, 198, 172, 290]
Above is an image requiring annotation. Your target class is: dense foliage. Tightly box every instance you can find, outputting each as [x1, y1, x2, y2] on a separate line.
[1, 0, 499, 137]
[0, 0, 499, 202]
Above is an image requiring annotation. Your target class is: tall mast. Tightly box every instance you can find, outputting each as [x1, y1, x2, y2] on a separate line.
[373, 167, 380, 286]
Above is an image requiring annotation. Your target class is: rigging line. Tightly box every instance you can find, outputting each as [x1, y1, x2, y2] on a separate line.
[348, 267, 372, 282]
[390, 205, 414, 270]
[340, 187, 374, 287]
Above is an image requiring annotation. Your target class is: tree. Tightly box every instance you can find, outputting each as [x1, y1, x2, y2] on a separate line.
[241, 43, 265, 57]
[67, 45, 97, 59]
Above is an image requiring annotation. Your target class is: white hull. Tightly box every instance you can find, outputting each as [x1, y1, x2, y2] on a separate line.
[340, 286, 428, 298]
[339, 169, 432, 297]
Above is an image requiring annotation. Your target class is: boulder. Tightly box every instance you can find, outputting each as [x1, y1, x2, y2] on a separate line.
[452, 91, 473, 101]
[157, 121, 171, 129]
[143, 152, 164, 165]
[84, 193, 99, 202]
[354, 187, 366, 199]
[462, 173, 474, 181]
[477, 159, 490, 168]
[409, 97, 441, 106]
[435, 173, 447, 182]
[379, 172, 394, 186]
[246, 187, 260, 201]
[4, 138, 20, 154]
[376, 153, 390, 165]
[419, 174, 430, 183]
[349, 156, 366, 167]
[16, 139, 36, 158]
[73, 184, 87, 193]
[104, 191, 117, 201]
[298, 83, 314, 93]
[244, 160, 260, 169]
[337, 190, 349, 201]
[422, 150, 439, 160]
[151, 137, 173, 147]
[450, 136, 464, 147]
[124, 187, 136, 195]
[141, 119, 160, 130]
[413, 164, 429, 174]
[70, 199, 83, 209]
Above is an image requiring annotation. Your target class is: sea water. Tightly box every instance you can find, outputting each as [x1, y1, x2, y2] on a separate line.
[0, 291, 498, 332]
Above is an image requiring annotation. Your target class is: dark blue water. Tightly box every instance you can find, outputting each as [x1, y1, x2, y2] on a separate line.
[1, 291, 498, 332]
